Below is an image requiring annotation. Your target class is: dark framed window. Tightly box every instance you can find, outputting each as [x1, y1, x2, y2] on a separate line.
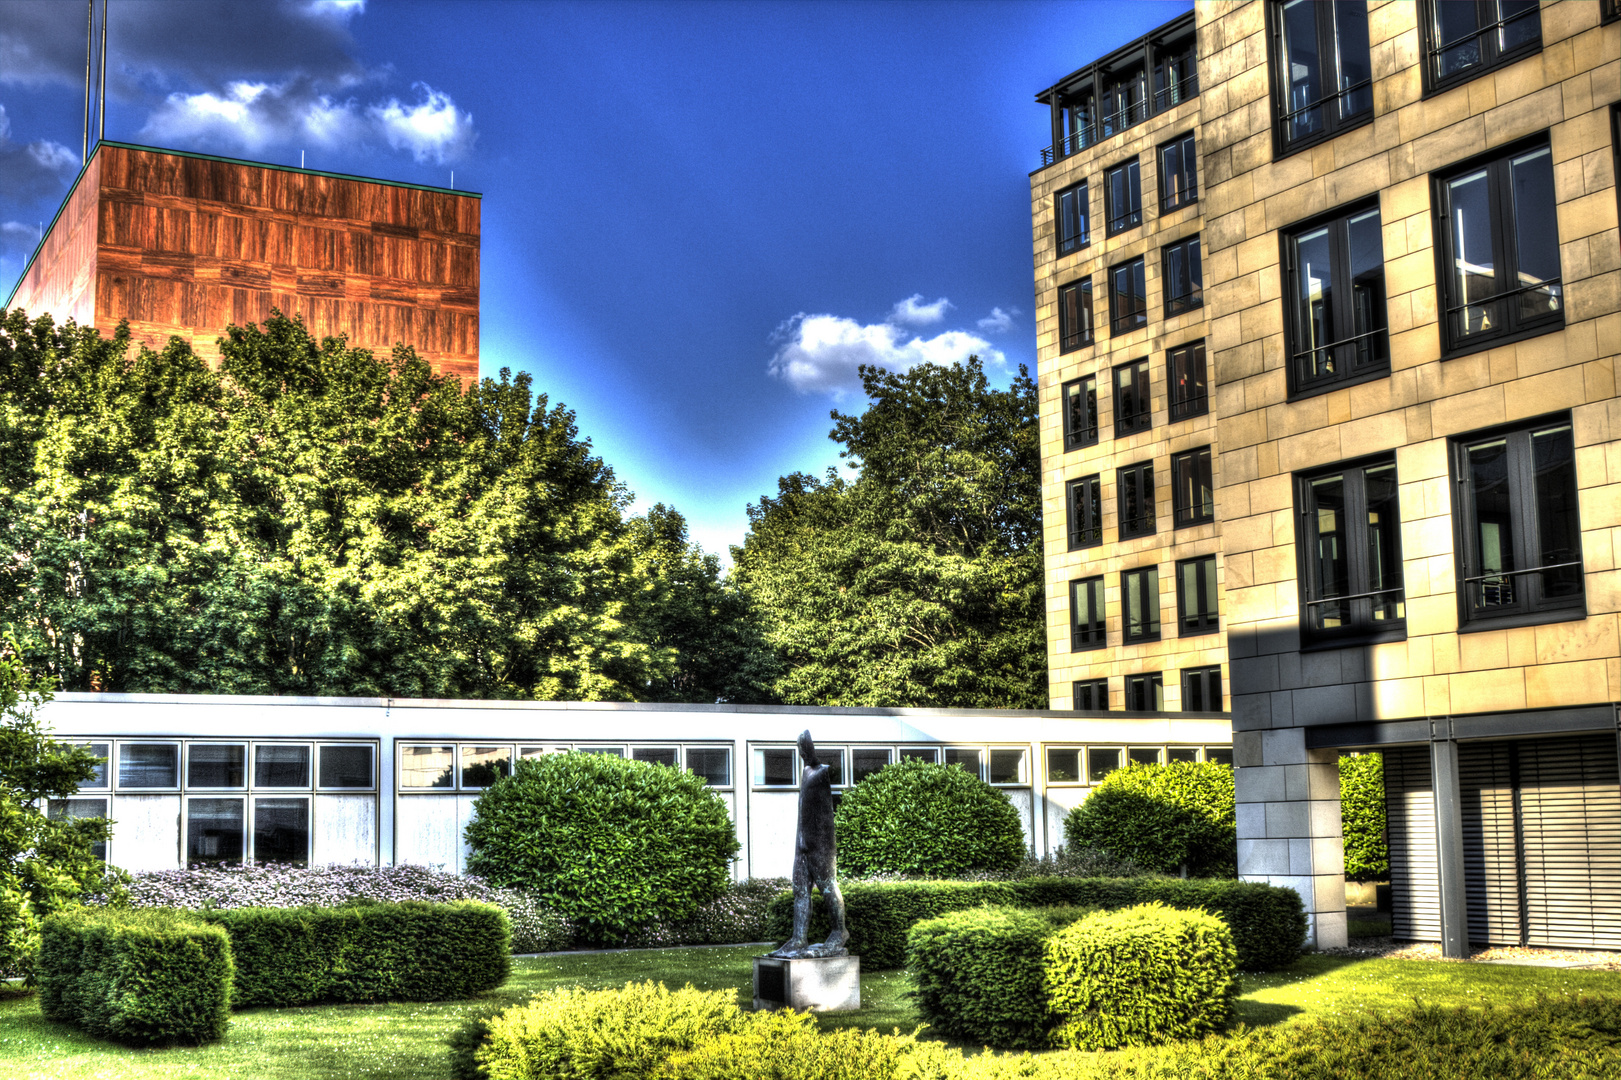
[1062, 375, 1099, 451]
[1168, 341, 1208, 421]
[1452, 417, 1584, 629]
[1271, 0, 1373, 154]
[1153, 40, 1198, 110]
[1113, 359, 1151, 437]
[1073, 679, 1109, 711]
[1606, 0, 1620, 24]
[1297, 457, 1406, 644]
[1118, 462, 1155, 540]
[1122, 566, 1161, 643]
[1159, 133, 1198, 212]
[1421, 0, 1541, 95]
[1056, 181, 1089, 256]
[1059, 279, 1094, 353]
[1285, 202, 1387, 395]
[1177, 554, 1219, 636]
[1101, 70, 1147, 139]
[1163, 236, 1203, 316]
[1173, 447, 1214, 527]
[1070, 576, 1106, 651]
[1109, 258, 1147, 335]
[1182, 667, 1223, 712]
[1125, 673, 1164, 712]
[1105, 158, 1142, 235]
[1434, 139, 1563, 356]
[1067, 475, 1103, 550]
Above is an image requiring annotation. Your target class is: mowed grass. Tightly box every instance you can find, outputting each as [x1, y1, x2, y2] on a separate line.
[5, 946, 1621, 1079]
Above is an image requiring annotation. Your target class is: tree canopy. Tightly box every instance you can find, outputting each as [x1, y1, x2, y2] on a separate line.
[730, 358, 1045, 708]
[0, 308, 774, 703]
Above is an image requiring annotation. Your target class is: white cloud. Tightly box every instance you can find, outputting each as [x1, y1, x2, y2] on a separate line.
[977, 306, 1018, 333]
[141, 80, 472, 164]
[888, 294, 952, 326]
[0, 105, 79, 202]
[769, 312, 1003, 396]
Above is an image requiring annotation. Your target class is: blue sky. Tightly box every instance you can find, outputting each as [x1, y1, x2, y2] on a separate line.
[0, 0, 1190, 558]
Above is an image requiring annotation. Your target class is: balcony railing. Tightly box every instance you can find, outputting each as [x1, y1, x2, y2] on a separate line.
[1040, 71, 1199, 167]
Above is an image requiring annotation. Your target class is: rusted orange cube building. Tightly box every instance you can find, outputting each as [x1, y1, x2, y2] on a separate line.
[5, 141, 479, 382]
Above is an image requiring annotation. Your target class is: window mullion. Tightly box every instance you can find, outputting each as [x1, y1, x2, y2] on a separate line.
[1344, 466, 1374, 630]
[1317, 2, 1339, 135]
[1488, 157, 1516, 333]
[1509, 431, 1542, 610]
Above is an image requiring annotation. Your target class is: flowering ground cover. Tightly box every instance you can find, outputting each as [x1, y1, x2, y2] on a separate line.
[2, 945, 1620, 1078]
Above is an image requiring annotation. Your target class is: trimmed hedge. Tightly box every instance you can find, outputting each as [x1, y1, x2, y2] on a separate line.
[1063, 762, 1236, 877]
[833, 759, 1028, 877]
[906, 905, 1095, 1049]
[1045, 903, 1237, 1050]
[201, 899, 509, 1006]
[1340, 752, 1388, 882]
[661, 1013, 920, 1080]
[764, 876, 1305, 971]
[39, 908, 233, 1045]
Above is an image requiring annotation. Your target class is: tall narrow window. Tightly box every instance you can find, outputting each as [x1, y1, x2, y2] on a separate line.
[1167, 341, 1208, 421]
[1062, 375, 1098, 450]
[1435, 140, 1562, 355]
[1274, 0, 1373, 152]
[1286, 203, 1387, 394]
[1297, 458, 1406, 643]
[1105, 158, 1142, 235]
[1173, 447, 1214, 527]
[1059, 279, 1094, 352]
[1154, 43, 1199, 110]
[1422, 0, 1541, 93]
[1122, 566, 1161, 643]
[1182, 667, 1224, 712]
[1159, 133, 1198, 212]
[1101, 70, 1146, 137]
[1453, 418, 1584, 628]
[1056, 181, 1089, 256]
[1110, 258, 1147, 335]
[1163, 236, 1203, 316]
[1073, 679, 1109, 711]
[1070, 577, 1106, 651]
[1113, 359, 1151, 436]
[1177, 554, 1220, 635]
[1118, 462, 1155, 540]
[1125, 673, 1164, 712]
[1067, 475, 1103, 550]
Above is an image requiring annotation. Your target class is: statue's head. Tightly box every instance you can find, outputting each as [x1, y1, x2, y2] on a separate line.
[797, 729, 817, 765]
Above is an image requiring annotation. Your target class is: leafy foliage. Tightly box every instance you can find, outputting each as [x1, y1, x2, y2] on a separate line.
[661, 1013, 918, 1080]
[464, 753, 739, 945]
[1063, 762, 1237, 877]
[907, 905, 1095, 1049]
[0, 640, 110, 979]
[0, 308, 775, 703]
[834, 758, 1027, 877]
[38, 907, 234, 1045]
[622, 876, 789, 948]
[732, 358, 1045, 707]
[200, 900, 509, 1006]
[1340, 753, 1388, 882]
[1044, 903, 1237, 1051]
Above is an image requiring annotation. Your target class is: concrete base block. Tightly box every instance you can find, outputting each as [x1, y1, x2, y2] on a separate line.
[753, 954, 861, 1012]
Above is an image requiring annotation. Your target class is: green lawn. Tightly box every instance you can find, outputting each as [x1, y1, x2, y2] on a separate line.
[4, 947, 1621, 1079]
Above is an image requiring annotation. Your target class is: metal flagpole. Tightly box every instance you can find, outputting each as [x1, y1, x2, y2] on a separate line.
[97, 0, 108, 144]
[83, 0, 92, 162]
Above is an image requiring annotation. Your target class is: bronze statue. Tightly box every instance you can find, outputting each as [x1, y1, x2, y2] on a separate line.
[770, 729, 849, 958]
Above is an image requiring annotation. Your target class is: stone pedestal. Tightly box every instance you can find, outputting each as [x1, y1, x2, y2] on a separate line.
[752, 954, 860, 1012]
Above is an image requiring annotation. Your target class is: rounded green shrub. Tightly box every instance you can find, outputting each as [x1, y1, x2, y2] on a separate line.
[1340, 752, 1388, 882]
[464, 753, 739, 946]
[1044, 902, 1237, 1050]
[1062, 761, 1236, 877]
[833, 758, 1027, 877]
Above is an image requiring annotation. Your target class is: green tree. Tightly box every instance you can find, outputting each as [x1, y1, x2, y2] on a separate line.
[731, 358, 1045, 707]
[1340, 753, 1388, 882]
[0, 639, 110, 977]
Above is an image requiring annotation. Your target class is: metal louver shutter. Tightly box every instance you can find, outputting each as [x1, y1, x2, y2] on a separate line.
[1385, 747, 1441, 942]
[1458, 743, 1522, 945]
[1519, 734, 1621, 950]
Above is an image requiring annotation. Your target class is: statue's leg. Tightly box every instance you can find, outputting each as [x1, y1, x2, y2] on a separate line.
[773, 851, 812, 956]
[818, 876, 848, 949]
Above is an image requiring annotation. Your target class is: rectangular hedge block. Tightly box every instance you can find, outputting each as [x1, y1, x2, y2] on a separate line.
[39, 908, 233, 1045]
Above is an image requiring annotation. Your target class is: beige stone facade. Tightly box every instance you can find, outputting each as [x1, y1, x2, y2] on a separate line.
[1034, 0, 1621, 953]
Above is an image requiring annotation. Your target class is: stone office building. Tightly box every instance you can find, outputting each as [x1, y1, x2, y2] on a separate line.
[1032, 0, 1621, 953]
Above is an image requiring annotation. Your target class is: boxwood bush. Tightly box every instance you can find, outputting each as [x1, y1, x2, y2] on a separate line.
[1340, 752, 1388, 882]
[765, 876, 1303, 971]
[200, 899, 509, 1006]
[1063, 761, 1236, 877]
[1044, 902, 1237, 1050]
[906, 905, 1095, 1049]
[834, 758, 1027, 877]
[465, 753, 739, 946]
[39, 908, 233, 1045]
